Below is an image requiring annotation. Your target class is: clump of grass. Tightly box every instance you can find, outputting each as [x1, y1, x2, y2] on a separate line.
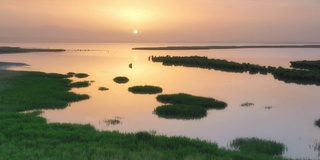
[315, 119, 320, 128]
[154, 104, 207, 119]
[66, 72, 75, 77]
[98, 87, 109, 91]
[70, 81, 90, 88]
[105, 118, 122, 125]
[113, 76, 129, 84]
[240, 102, 254, 107]
[128, 85, 162, 94]
[74, 73, 89, 78]
[265, 106, 273, 109]
[156, 93, 227, 109]
[230, 137, 285, 156]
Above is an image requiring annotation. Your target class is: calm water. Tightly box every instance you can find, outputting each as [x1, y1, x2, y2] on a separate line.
[1, 43, 320, 159]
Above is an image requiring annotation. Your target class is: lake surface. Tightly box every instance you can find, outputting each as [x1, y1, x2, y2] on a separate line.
[1, 43, 320, 159]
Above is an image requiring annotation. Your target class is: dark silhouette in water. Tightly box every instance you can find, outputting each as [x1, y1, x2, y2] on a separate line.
[129, 63, 132, 69]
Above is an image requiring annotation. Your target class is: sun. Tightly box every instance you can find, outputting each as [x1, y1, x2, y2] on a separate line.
[133, 29, 138, 34]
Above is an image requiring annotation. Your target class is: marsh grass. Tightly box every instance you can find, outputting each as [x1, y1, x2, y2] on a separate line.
[66, 72, 75, 77]
[105, 119, 121, 125]
[240, 102, 254, 107]
[0, 71, 89, 112]
[113, 76, 129, 84]
[315, 119, 320, 128]
[154, 104, 207, 119]
[156, 93, 227, 109]
[70, 81, 91, 88]
[99, 87, 109, 91]
[290, 60, 320, 71]
[74, 73, 89, 78]
[128, 85, 162, 94]
[230, 137, 285, 156]
[0, 70, 289, 160]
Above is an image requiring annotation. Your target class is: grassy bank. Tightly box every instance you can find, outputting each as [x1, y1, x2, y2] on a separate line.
[154, 104, 207, 119]
[0, 46, 65, 54]
[0, 70, 288, 159]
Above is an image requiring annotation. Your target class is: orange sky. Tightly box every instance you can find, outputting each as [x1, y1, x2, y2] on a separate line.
[1, 0, 320, 43]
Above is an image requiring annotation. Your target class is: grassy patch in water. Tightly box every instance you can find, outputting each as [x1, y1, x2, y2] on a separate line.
[156, 93, 227, 109]
[74, 73, 89, 78]
[98, 87, 109, 91]
[0, 46, 65, 53]
[230, 137, 285, 156]
[154, 104, 207, 119]
[0, 70, 289, 159]
[113, 76, 129, 84]
[315, 119, 320, 128]
[290, 60, 320, 71]
[70, 81, 91, 88]
[240, 102, 254, 107]
[128, 85, 162, 94]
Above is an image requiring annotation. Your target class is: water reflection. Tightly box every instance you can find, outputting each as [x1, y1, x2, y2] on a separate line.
[1, 43, 320, 159]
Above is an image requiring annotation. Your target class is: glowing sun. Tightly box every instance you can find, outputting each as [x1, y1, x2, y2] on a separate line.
[133, 29, 138, 34]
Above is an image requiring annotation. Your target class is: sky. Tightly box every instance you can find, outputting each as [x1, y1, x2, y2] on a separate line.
[1, 0, 320, 43]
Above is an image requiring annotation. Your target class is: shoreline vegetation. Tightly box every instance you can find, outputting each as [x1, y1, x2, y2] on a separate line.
[132, 44, 320, 50]
[0, 46, 65, 53]
[290, 60, 320, 71]
[151, 56, 320, 86]
[0, 69, 288, 159]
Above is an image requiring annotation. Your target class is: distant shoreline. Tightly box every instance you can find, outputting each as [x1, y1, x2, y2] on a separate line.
[132, 45, 320, 50]
[0, 46, 65, 54]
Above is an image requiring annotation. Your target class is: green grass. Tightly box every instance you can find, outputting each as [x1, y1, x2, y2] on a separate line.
[230, 137, 285, 156]
[0, 70, 289, 160]
[74, 73, 89, 78]
[113, 76, 129, 84]
[156, 93, 227, 109]
[154, 104, 207, 119]
[151, 55, 320, 86]
[70, 81, 91, 88]
[0, 71, 89, 112]
[315, 119, 320, 128]
[66, 72, 76, 77]
[290, 60, 320, 71]
[98, 87, 109, 91]
[0, 46, 65, 53]
[128, 85, 162, 94]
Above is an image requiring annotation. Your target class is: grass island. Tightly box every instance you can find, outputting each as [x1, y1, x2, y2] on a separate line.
[128, 85, 162, 94]
[113, 76, 129, 84]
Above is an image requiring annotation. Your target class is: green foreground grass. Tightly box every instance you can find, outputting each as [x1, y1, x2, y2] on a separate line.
[0, 70, 288, 159]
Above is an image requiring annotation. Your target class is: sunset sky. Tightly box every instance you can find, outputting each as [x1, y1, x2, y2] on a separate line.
[1, 0, 320, 43]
